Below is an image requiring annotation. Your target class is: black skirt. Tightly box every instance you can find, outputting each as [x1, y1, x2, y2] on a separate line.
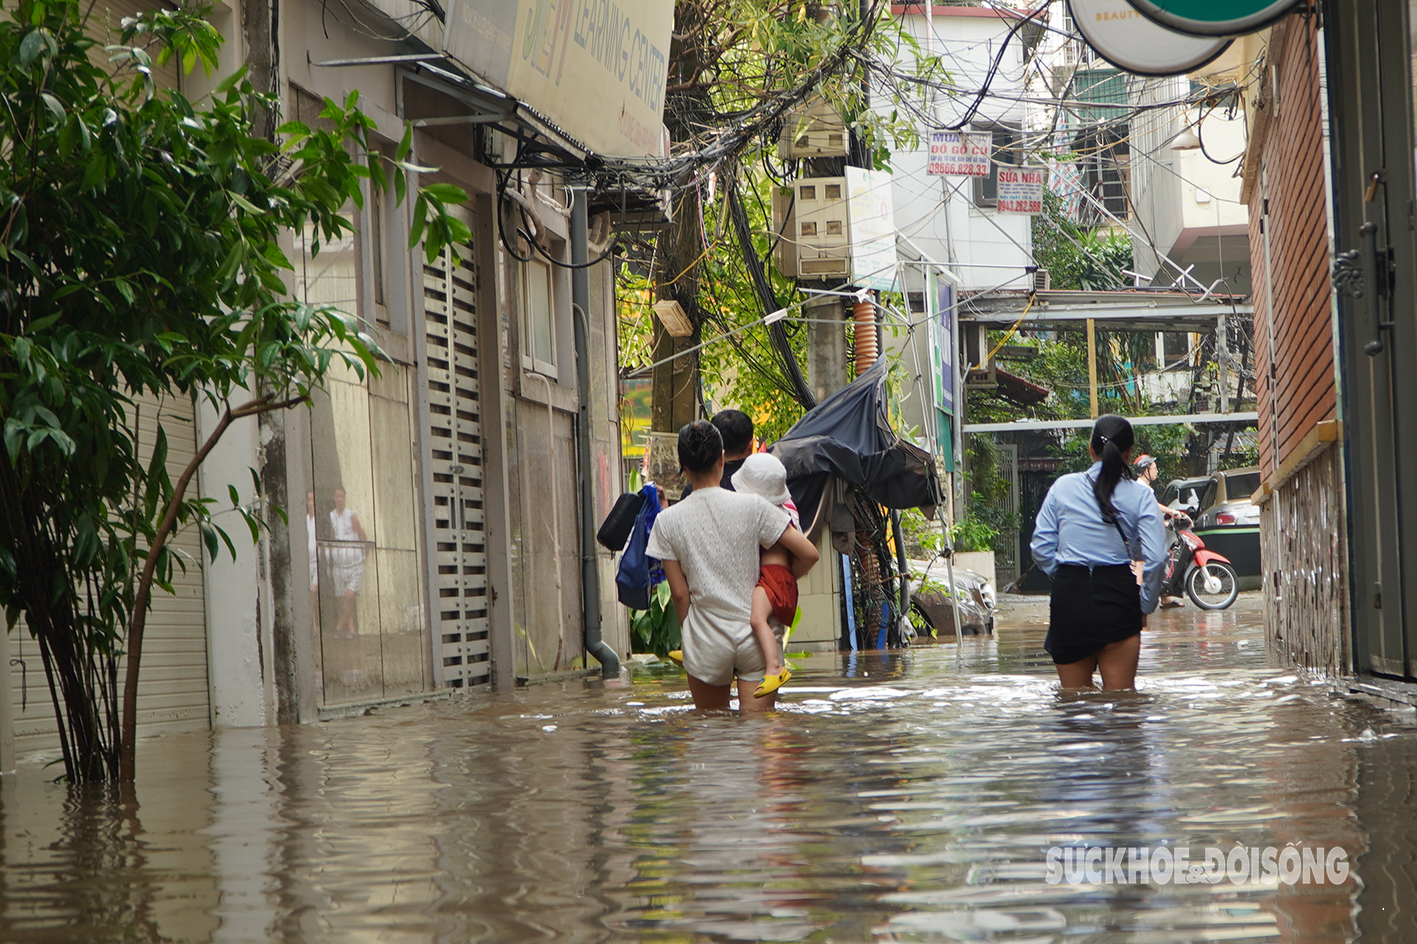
[1046, 563, 1143, 665]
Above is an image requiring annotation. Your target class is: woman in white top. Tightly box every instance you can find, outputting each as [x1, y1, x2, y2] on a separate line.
[646, 421, 819, 711]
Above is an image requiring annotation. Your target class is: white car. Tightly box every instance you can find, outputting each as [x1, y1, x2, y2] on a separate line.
[906, 557, 996, 637]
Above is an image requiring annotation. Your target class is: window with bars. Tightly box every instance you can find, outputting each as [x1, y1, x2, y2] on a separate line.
[1071, 123, 1131, 223]
[972, 125, 1022, 208]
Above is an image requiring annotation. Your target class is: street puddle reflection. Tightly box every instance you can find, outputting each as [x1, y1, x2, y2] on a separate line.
[2, 595, 1414, 942]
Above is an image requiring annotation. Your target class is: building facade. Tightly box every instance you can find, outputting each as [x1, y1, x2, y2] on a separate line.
[3, 0, 659, 765]
[1240, 0, 1417, 691]
[1238, 13, 1347, 674]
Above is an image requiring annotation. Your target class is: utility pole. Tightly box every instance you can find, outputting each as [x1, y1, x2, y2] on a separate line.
[649, 181, 704, 490]
[245, 0, 309, 723]
[805, 290, 848, 403]
[649, 3, 710, 483]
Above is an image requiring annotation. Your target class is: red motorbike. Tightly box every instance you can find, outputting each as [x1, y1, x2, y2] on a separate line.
[1163, 512, 1239, 610]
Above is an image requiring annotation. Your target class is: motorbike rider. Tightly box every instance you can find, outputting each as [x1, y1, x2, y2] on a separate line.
[1134, 454, 1187, 608]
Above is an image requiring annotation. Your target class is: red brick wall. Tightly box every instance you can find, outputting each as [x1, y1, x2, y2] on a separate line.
[1249, 15, 1336, 480]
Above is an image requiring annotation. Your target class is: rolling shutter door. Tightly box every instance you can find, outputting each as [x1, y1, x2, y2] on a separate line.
[423, 205, 491, 688]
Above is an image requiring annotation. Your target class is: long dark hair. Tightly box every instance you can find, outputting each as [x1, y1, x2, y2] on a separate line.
[1090, 414, 1135, 520]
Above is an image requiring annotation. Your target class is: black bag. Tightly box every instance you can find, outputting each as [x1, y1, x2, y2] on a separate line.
[597, 491, 646, 551]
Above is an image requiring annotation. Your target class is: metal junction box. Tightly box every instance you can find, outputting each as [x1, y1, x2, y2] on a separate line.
[778, 97, 849, 159]
[777, 177, 851, 280]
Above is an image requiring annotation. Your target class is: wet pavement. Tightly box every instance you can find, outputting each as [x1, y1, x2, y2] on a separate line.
[4, 592, 1417, 942]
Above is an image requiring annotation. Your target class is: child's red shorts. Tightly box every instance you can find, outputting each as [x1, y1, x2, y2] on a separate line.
[757, 563, 798, 626]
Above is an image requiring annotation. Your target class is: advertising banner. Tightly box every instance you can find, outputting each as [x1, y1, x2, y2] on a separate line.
[443, 0, 672, 157]
[923, 274, 956, 470]
[845, 166, 898, 290]
[927, 131, 991, 176]
[997, 166, 1046, 214]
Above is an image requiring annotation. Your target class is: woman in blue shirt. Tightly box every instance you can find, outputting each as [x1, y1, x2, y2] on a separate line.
[1030, 414, 1167, 690]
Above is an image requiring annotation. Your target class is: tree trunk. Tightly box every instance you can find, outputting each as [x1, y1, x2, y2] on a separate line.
[0, 458, 121, 783]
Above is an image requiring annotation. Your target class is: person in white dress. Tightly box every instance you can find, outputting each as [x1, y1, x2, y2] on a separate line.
[328, 487, 368, 638]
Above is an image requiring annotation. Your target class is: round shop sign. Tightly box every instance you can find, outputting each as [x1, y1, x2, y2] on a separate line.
[1124, 0, 1302, 37]
[1069, 0, 1232, 76]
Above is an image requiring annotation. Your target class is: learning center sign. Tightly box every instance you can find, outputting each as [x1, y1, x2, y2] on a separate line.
[442, 0, 672, 157]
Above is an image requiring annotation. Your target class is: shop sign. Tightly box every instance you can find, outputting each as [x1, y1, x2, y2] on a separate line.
[845, 167, 897, 291]
[1124, 0, 1301, 37]
[443, 0, 672, 157]
[927, 131, 990, 176]
[997, 166, 1046, 215]
[1070, 0, 1231, 76]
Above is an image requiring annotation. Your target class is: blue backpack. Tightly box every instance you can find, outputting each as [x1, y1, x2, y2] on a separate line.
[615, 484, 663, 610]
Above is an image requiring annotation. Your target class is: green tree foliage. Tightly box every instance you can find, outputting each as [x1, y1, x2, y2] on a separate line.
[0, 0, 465, 783]
[621, 1, 931, 446]
[1031, 188, 1133, 292]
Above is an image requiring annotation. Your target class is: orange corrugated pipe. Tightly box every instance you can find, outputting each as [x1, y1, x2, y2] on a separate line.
[853, 293, 877, 372]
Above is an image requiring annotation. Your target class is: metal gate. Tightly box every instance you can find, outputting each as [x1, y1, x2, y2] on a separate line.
[423, 216, 491, 688]
[1327, 0, 1417, 677]
[996, 443, 1019, 587]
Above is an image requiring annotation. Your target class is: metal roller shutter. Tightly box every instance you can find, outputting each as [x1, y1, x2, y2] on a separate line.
[423, 206, 491, 688]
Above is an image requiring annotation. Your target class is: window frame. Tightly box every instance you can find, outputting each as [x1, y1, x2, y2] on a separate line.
[359, 174, 391, 329]
[971, 123, 1022, 209]
[520, 255, 558, 377]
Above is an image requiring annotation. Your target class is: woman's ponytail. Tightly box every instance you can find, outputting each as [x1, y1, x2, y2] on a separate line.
[1090, 414, 1135, 520]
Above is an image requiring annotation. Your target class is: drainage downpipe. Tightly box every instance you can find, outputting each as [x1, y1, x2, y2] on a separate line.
[571, 187, 620, 679]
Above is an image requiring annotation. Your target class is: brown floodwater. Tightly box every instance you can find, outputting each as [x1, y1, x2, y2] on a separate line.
[4, 593, 1417, 943]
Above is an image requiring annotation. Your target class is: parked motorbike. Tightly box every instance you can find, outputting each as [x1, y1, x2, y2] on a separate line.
[1163, 512, 1240, 610]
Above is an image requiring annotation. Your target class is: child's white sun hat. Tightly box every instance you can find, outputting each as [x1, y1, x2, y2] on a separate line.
[732, 452, 791, 505]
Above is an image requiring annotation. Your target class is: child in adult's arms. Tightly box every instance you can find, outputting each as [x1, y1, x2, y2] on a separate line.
[730, 452, 805, 697]
[666, 453, 807, 696]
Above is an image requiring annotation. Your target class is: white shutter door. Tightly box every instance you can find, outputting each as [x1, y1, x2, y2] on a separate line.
[423, 209, 491, 688]
[130, 395, 211, 733]
[9, 393, 210, 753]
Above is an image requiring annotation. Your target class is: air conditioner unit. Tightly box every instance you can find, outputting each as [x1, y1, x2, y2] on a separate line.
[787, 177, 851, 280]
[961, 322, 997, 389]
[778, 96, 849, 159]
[1034, 268, 1051, 292]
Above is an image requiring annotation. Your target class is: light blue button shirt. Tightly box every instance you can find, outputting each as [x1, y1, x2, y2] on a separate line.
[1030, 462, 1168, 614]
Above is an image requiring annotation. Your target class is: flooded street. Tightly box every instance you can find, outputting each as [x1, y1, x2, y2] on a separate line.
[4, 594, 1417, 942]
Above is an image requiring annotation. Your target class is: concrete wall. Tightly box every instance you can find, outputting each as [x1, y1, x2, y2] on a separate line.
[1260, 444, 1349, 673]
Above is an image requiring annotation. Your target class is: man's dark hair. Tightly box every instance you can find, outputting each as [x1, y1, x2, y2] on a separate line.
[711, 409, 754, 455]
[678, 420, 723, 475]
